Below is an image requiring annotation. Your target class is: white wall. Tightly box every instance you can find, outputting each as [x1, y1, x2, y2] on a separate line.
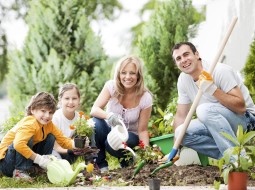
[192, 0, 255, 72]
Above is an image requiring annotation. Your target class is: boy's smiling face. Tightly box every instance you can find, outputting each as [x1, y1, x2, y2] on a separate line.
[31, 108, 54, 125]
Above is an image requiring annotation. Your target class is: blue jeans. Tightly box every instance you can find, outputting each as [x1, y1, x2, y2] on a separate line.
[0, 134, 55, 177]
[245, 111, 255, 131]
[93, 117, 139, 168]
[175, 103, 249, 160]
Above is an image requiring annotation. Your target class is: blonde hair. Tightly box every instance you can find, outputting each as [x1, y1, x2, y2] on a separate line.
[114, 55, 147, 99]
[26, 92, 57, 116]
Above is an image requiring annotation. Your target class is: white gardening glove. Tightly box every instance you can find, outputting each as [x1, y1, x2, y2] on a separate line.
[107, 112, 122, 127]
[33, 154, 53, 170]
[197, 70, 217, 96]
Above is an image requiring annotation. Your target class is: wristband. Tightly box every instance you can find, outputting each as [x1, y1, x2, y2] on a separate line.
[167, 148, 178, 162]
[67, 149, 74, 155]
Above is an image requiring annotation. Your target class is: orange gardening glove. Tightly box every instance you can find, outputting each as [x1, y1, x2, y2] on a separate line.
[197, 70, 217, 96]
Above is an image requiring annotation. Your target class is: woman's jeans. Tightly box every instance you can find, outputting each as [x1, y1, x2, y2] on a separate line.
[0, 134, 55, 177]
[175, 103, 251, 160]
[93, 117, 139, 169]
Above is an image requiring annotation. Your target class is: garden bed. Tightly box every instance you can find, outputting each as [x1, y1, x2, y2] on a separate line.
[1, 163, 255, 188]
[79, 164, 255, 187]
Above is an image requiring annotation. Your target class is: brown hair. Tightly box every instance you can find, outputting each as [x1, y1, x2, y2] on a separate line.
[58, 83, 80, 100]
[26, 92, 57, 116]
[171, 42, 201, 62]
[113, 55, 147, 99]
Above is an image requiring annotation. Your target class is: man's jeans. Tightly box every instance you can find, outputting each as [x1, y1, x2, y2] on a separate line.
[245, 110, 255, 131]
[0, 134, 55, 177]
[93, 117, 139, 169]
[175, 103, 250, 160]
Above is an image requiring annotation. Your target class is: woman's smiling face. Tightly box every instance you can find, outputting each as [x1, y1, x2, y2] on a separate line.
[120, 62, 138, 90]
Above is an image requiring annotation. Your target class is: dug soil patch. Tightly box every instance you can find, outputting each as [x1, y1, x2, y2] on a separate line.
[80, 164, 255, 186]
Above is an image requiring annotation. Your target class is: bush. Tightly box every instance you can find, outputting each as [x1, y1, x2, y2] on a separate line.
[243, 37, 255, 102]
[137, 0, 203, 110]
[7, 0, 110, 114]
[2, 112, 24, 132]
[148, 97, 178, 137]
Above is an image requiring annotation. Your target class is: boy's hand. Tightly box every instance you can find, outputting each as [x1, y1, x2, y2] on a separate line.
[198, 70, 217, 96]
[33, 154, 53, 170]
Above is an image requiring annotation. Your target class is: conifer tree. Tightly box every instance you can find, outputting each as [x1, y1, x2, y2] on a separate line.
[243, 37, 255, 102]
[137, 0, 203, 110]
[7, 0, 109, 113]
[0, 34, 7, 83]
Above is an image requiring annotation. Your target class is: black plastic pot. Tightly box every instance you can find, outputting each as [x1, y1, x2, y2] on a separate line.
[74, 136, 86, 148]
[148, 178, 161, 190]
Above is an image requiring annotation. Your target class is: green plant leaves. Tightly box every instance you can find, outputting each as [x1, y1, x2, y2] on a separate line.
[237, 124, 244, 143]
[219, 125, 255, 184]
[242, 131, 255, 145]
[220, 132, 239, 146]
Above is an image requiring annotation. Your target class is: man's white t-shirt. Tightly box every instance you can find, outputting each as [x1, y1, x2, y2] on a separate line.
[177, 61, 255, 114]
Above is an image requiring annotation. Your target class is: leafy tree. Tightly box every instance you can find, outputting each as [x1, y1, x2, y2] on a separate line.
[243, 37, 255, 102]
[7, 0, 110, 113]
[0, 33, 7, 82]
[137, 0, 203, 110]
[0, 0, 29, 84]
[0, 0, 121, 85]
[84, 0, 122, 21]
[130, 0, 157, 49]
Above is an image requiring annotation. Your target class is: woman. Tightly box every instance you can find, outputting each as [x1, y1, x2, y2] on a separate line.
[90, 55, 153, 172]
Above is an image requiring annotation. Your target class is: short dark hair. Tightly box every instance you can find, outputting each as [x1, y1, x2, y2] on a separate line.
[26, 92, 57, 116]
[171, 42, 201, 62]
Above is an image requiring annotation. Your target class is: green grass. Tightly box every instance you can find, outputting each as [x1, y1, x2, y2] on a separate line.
[0, 175, 59, 188]
[0, 154, 121, 188]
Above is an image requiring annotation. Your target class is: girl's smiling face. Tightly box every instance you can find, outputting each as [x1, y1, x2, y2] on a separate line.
[60, 88, 80, 114]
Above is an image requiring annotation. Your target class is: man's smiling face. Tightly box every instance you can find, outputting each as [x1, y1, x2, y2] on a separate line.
[172, 44, 200, 75]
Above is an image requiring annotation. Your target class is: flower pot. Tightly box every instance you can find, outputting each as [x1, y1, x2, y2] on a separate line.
[74, 136, 86, 148]
[148, 178, 160, 190]
[228, 172, 248, 190]
[149, 134, 209, 166]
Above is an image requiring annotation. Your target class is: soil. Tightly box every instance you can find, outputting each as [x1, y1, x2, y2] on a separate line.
[77, 163, 255, 187]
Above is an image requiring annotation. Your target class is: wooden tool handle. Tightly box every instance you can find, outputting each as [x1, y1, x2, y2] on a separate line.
[174, 17, 238, 149]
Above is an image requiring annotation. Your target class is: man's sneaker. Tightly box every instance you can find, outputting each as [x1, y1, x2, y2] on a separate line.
[100, 166, 109, 173]
[13, 169, 33, 182]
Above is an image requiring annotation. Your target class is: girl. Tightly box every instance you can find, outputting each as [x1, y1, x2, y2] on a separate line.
[52, 83, 80, 164]
[90, 55, 153, 172]
[0, 92, 75, 181]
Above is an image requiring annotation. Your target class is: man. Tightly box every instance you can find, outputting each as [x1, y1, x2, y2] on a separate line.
[171, 42, 255, 160]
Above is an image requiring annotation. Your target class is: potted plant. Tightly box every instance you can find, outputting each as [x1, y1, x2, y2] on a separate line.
[70, 111, 95, 148]
[216, 125, 255, 190]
